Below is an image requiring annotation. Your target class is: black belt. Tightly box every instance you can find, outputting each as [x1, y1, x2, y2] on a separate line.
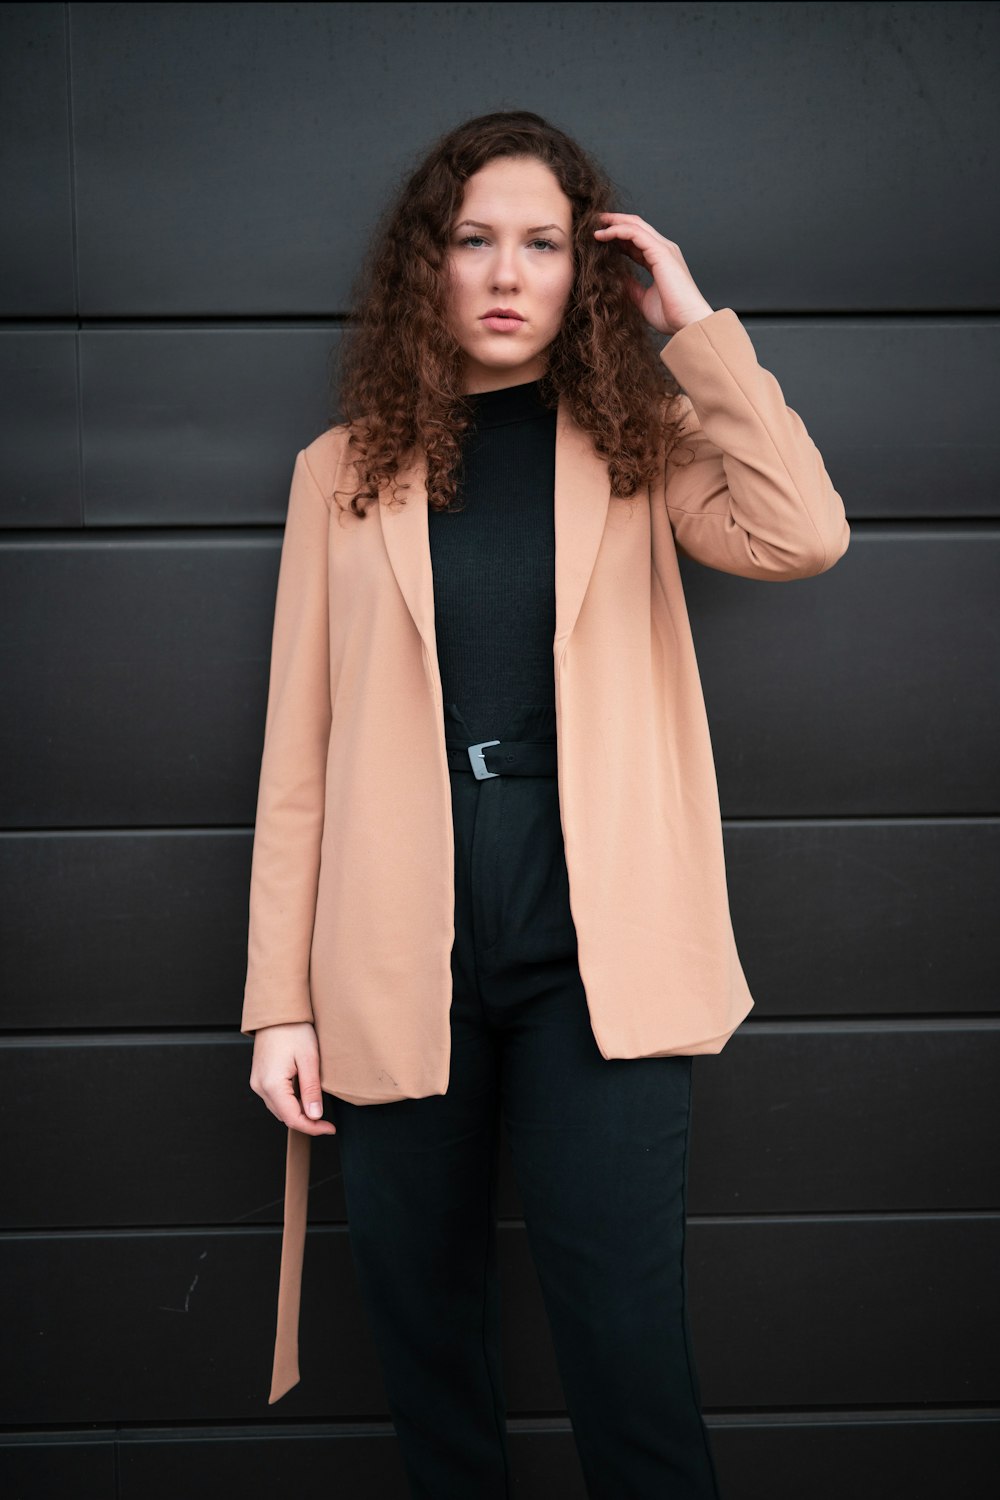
[445, 737, 558, 779]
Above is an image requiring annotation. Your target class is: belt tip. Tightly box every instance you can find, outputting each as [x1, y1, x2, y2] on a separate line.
[268, 1365, 301, 1404]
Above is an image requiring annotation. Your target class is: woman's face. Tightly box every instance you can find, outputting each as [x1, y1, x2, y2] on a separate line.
[443, 156, 575, 394]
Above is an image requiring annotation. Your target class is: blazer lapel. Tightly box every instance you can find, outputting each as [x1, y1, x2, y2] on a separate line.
[380, 393, 611, 688]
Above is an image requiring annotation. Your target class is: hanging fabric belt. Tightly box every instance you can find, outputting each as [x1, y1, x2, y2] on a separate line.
[269, 1125, 311, 1403]
[266, 733, 558, 1404]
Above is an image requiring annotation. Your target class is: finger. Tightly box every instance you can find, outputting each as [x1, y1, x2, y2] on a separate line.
[595, 221, 654, 245]
[296, 1045, 330, 1127]
[623, 274, 647, 309]
[596, 212, 664, 240]
[266, 1069, 336, 1135]
[594, 224, 650, 267]
[596, 214, 673, 251]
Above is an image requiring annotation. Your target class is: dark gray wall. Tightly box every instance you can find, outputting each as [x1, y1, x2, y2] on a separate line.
[1, 3, 998, 1495]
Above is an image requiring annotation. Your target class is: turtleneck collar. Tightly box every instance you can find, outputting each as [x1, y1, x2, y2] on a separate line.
[463, 376, 553, 430]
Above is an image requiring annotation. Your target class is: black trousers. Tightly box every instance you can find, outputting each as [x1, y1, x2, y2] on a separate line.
[327, 703, 723, 1500]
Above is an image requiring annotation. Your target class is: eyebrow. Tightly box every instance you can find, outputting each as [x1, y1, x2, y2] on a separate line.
[455, 219, 566, 235]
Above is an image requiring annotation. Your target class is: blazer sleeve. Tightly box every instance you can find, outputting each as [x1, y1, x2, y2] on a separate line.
[240, 447, 333, 1036]
[659, 307, 850, 580]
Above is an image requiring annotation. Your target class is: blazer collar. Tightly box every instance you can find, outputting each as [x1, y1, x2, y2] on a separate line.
[379, 392, 610, 685]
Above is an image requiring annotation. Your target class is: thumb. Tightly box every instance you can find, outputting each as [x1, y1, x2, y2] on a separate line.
[624, 274, 650, 317]
[297, 1051, 325, 1120]
[624, 271, 645, 301]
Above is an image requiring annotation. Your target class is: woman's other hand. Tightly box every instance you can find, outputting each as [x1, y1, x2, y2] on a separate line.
[593, 211, 715, 336]
[249, 1021, 337, 1135]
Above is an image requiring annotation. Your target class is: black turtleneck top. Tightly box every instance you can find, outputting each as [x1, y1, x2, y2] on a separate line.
[427, 376, 558, 745]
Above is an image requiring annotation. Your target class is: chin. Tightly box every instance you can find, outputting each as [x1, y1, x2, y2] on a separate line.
[477, 337, 541, 358]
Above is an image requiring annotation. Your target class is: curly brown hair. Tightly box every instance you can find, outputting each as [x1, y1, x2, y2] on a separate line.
[328, 109, 690, 520]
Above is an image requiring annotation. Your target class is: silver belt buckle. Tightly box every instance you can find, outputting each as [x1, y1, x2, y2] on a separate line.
[467, 739, 501, 780]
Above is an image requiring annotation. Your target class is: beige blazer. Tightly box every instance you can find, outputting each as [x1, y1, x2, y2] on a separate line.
[240, 307, 850, 1402]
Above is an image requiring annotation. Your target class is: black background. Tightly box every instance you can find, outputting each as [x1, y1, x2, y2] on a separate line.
[1, 3, 998, 1495]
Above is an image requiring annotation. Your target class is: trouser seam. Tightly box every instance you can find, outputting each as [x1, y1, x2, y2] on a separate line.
[481, 1093, 510, 1497]
[679, 1064, 725, 1499]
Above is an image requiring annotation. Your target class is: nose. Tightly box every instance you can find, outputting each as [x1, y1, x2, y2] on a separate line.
[489, 243, 520, 292]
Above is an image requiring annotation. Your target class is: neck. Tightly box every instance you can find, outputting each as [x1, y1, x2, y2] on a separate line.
[461, 353, 548, 395]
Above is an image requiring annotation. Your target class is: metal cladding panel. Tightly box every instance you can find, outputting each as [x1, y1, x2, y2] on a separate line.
[2, 0, 998, 1472]
[65, 4, 1000, 315]
[0, 5, 75, 315]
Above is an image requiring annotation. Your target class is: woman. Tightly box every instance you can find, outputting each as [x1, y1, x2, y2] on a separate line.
[242, 110, 849, 1498]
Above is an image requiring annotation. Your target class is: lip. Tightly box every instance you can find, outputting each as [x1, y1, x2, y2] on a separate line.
[481, 308, 524, 321]
[481, 309, 525, 333]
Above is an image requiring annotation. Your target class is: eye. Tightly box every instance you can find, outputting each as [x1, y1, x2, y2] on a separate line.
[456, 235, 560, 251]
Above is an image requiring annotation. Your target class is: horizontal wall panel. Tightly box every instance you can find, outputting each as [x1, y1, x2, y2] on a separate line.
[725, 820, 1000, 1017]
[0, 832, 252, 1030]
[1, 533, 997, 827]
[690, 1215, 1000, 1411]
[1, 1026, 998, 1228]
[748, 318, 1000, 522]
[690, 1022, 1000, 1212]
[1, 1217, 996, 1422]
[69, 5, 1000, 314]
[3, 1413, 996, 1500]
[0, 1037, 293, 1230]
[711, 1413, 1000, 1500]
[0, 1227, 388, 1423]
[80, 329, 339, 524]
[70, 320, 1000, 525]
[17, 317, 996, 532]
[0, 535, 277, 827]
[0, 534, 995, 829]
[28, 316, 998, 531]
[117, 1425, 412, 1500]
[0, 1434, 114, 1500]
[112, 1414, 1000, 1500]
[684, 530, 1000, 815]
[0, 332, 81, 527]
[2, 821, 995, 1030]
[0, 5, 75, 315]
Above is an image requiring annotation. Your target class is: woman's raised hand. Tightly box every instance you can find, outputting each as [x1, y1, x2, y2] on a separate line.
[249, 1021, 337, 1135]
[593, 212, 715, 337]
